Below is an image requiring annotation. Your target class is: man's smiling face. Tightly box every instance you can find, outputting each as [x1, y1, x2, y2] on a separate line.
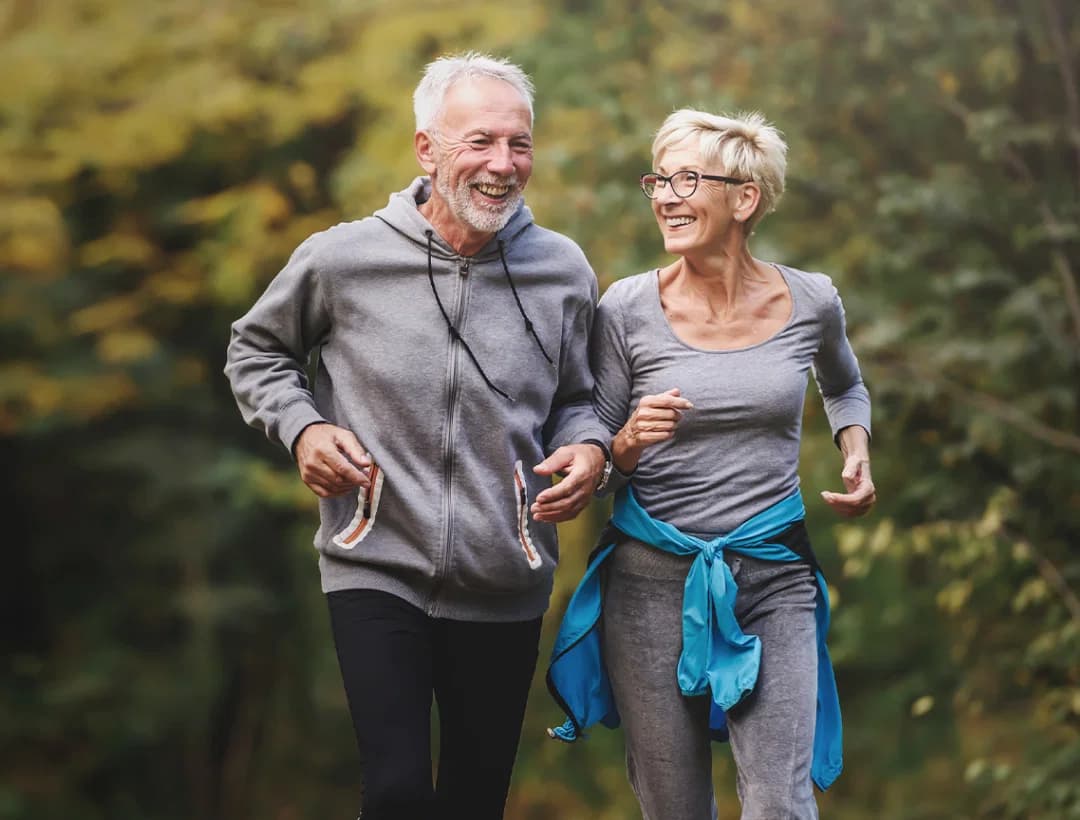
[426, 76, 534, 235]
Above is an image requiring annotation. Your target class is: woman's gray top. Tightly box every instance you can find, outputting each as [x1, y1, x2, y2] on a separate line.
[592, 264, 871, 537]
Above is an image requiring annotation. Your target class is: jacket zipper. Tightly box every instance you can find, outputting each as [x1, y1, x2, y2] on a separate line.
[428, 255, 472, 615]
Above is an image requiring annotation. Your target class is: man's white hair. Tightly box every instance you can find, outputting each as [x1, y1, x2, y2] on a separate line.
[413, 52, 535, 132]
[653, 109, 788, 231]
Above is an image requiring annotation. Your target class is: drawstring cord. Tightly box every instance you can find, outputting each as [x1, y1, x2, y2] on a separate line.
[498, 240, 555, 366]
[425, 230, 513, 401]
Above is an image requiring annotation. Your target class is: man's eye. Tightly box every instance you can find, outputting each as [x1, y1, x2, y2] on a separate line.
[470, 139, 490, 148]
[512, 142, 533, 152]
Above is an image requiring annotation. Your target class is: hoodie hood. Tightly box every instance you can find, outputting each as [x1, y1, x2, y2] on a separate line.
[373, 176, 535, 261]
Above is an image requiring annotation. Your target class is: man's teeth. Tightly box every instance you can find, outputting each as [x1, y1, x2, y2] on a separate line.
[666, 216, 695, 227]
[475, 183, 511, 197]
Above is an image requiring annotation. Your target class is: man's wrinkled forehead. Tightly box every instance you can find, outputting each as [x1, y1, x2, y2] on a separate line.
[434, 77, 533, 134]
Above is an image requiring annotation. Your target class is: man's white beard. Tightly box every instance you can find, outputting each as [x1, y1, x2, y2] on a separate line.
[435, 171, 522, 234]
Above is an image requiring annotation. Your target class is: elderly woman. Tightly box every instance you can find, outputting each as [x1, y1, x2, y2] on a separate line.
[547, 110, 876, 819]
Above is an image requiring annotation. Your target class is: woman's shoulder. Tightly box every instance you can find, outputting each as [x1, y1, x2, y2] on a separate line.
[776, 263, 841, 310]
[599, 269, 657, 306]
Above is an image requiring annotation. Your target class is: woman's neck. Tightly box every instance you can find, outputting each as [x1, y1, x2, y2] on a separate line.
[666, 245, 764, 316]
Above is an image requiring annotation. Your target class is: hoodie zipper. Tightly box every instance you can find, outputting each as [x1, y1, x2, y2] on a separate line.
[428, 254, 472, 615]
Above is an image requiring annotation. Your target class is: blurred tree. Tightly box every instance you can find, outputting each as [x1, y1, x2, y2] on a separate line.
[1, 0, 1076, 818]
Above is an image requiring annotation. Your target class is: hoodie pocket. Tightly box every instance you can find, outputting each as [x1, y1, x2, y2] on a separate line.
[513, 459, 543, 570]
[332, 463, 385, 550]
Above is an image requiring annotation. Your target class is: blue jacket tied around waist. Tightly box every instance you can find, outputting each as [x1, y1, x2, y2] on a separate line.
[545, 487, 843, 791]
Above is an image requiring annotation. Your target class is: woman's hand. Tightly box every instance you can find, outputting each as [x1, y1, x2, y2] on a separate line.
[612, 388, 694, 473]
[821, 425, 876, 517]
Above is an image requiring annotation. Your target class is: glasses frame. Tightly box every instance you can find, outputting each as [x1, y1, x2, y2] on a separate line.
[639, 170, 750, 199]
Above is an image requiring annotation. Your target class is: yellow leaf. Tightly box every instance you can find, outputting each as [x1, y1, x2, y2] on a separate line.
[79, 232, 158, 268]
[70, 296, 145, 335]
[938, 71, 959, 96]
[936, 579, 973, 614]
[911, 695, 934, 717]
[97, 328, 159, 364]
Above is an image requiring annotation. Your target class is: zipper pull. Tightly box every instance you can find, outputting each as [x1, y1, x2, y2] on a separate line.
[458, 258, 470, 277]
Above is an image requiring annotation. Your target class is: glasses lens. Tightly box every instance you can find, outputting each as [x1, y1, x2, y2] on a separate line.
[671, 171, 699, 198]
[640, 174, 659, 198]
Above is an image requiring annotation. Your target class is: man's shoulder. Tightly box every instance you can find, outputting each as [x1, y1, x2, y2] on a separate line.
[516, 224, 591, 269]
[301, 217, 382, 252]
[289, 216, 400, 273]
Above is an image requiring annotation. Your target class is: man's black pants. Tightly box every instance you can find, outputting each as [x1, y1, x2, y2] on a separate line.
[327, 588, 543, 820]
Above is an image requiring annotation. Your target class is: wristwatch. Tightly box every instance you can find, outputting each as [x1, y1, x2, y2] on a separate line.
[581, 438, 614, 493]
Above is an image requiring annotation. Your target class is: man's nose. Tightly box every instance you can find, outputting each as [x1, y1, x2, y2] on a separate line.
[487, 142, 515, 176]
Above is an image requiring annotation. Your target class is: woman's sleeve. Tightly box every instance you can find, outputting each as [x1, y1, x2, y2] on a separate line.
[590, 286, 636, 493]
[813, 284, 872, 443]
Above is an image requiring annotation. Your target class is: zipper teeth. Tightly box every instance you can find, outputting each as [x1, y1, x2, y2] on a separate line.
[430, 255, 471, 615]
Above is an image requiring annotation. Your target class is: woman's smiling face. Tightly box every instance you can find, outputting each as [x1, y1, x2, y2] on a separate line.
[651, 137, 742, 258]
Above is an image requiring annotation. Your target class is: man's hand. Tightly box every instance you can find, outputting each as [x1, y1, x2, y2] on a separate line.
[821, 425, 876, 517]
[530, 443, 606, 523]
[294, 423, 372, 498]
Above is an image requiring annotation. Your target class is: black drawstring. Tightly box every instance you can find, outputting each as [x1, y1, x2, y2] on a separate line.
[498, 240, 555, 366]
[425, 230, 513, 401]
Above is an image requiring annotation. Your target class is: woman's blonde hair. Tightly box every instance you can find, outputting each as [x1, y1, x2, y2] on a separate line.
[652, 109, 788, 231]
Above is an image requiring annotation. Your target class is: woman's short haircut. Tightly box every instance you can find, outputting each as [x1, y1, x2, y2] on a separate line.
[652, 109, 788, 231]
[413, 52, 535, 132]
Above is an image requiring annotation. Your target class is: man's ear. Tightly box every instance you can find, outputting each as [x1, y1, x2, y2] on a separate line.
[415, 130, 438, 175]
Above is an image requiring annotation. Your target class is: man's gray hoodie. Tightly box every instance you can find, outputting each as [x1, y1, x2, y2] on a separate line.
[225, 177, 608, 621]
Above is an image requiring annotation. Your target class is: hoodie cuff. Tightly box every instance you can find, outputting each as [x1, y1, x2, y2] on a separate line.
[547, 422, 612, 455]
[278, 401, 329, 459]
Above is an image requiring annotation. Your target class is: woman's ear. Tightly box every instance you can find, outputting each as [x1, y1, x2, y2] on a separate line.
[733, 182, 762, 224]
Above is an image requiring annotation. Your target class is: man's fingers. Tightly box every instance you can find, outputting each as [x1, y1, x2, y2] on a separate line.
[533, 450, 574, 477]
[336, 431, 372, 469]
[532, 492, 588, 522]
[534, 476, 581, 505]
[305, 454, 366, 488]
[329, 451, 368, 485]
[296, 424, 372, 495]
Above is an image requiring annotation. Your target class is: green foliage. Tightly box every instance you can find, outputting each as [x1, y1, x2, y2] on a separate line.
[2, 0, 1077, 818]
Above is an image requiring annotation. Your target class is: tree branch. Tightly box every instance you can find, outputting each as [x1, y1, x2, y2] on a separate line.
[1008, 526, 1080, 622]
[938, 94, 1080, 347]
[886, 359, 1080, 456]
[1041, 0, 1080, 189]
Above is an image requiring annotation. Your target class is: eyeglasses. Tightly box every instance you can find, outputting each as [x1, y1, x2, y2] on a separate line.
[639, 170, 749, 199]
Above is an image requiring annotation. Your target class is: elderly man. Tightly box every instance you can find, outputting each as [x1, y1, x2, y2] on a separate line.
[224, 53, 611, 819]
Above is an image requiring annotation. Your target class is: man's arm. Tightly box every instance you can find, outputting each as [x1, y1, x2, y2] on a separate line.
[531, 274, 611, 523]
[225, 238, 370, 497]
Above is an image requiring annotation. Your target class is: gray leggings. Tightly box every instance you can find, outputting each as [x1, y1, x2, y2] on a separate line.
[601, 539, 820, 820]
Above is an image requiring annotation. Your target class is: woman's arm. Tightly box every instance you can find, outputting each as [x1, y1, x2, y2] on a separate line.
[813, 283, 876, 517]
[821, 424, 876, 517]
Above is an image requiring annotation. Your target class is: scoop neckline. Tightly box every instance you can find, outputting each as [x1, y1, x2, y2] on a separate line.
[649, 263, 797, 354]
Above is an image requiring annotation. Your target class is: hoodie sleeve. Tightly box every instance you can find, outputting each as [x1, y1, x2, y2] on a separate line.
[541, 272, 611, 454]
[224, 236, 332, 455]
